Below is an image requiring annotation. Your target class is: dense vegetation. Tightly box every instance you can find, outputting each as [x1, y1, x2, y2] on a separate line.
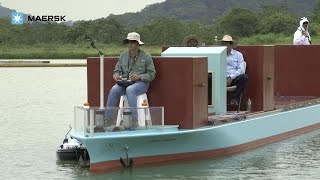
[109, 0, 316, 26]
[1, 0, 320, 58]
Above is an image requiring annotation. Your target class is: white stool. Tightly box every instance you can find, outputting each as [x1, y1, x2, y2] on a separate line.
[116, 93, 152, 127]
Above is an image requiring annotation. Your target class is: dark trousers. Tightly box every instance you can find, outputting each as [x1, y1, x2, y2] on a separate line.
[230, 74, 248, 101]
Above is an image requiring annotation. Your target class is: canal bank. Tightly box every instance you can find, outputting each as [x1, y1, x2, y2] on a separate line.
[0, 59, 86, 67]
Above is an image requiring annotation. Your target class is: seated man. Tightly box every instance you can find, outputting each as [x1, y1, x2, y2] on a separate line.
[221, 35, 248, 105]
[104, 32, 156, 128]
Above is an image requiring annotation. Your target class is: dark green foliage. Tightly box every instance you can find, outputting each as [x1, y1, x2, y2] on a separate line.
[214, 8, 260, 37]
[106, 0, 316, 26]
[0, 0, 317, 47]
[311, 0, 320, 23]
[260, 13, 297, 35]
[258, 5, 298, 35]
[136, 18, 184, 45]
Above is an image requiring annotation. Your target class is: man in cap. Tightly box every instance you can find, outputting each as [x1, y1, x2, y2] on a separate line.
[221, 35, 248, 105]
[104, 32, 156, 129]
[293, 17, 311, 45]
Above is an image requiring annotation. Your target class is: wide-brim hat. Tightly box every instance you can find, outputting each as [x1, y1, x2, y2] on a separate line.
[183, 35, 202, 47]
[123, 32, 144, 45]
[220, 35, 238, 47]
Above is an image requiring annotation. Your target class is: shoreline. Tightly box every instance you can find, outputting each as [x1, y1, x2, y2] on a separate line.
[0, 63, 86, 67]
[0, 45, 162, 59]
[0, 53, 162, 59]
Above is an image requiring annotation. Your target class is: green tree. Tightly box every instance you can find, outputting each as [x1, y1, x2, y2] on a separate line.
[137, 18, 184, 45]
[182, 22, 215, 45]
[311, 0, 320, 23]
[0, 17, 13, 44]
[72, 18, 127, 44]
[260, 13, 297, 35]
[259, 4, 290, 18]
[214, 8, 259, 38]
[258, 4, 297, 35]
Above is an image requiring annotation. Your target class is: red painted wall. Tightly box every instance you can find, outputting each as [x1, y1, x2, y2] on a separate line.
[88, 44, 320, 120]
[236, 46, 264, 111]
[160, 45, 320, 112]
[236, 46, 275, 112]
[162, 46, 275, 112]
[87, 57, 208, 129]
[274, 45, 320, 97]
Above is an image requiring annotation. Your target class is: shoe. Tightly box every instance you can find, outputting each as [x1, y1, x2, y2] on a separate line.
[104, 118, 113, 127]
[94, 126, 105, 133]
[132, 120, 139, 128]
[112, 126, 125, 132]
[230, 99, 239, 106]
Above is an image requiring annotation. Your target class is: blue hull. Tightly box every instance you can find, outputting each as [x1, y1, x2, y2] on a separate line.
[71, 104, 320, 172]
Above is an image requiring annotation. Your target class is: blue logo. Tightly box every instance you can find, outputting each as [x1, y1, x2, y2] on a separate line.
[11, 12, 24, 25]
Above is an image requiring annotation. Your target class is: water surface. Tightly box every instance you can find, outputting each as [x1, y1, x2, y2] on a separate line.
[0, 66, 319, 180]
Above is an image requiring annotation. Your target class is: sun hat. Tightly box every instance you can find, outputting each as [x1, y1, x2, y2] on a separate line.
[183, 35, 202, 47]
[123, 32, 144, 45]
[220, 35, 238, 47]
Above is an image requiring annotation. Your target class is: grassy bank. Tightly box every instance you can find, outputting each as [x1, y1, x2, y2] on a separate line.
[1, 34, 319, 59]
[0, 63, 86, 67]
[0, 43, 162, 59]
[240, 33, 320, 45]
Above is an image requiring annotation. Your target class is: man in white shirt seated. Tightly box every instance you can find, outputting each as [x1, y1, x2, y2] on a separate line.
[221, 35, 248, 105]
[293, 17, 311, 45]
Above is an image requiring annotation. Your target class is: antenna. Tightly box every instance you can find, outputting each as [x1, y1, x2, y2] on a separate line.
[85, 35, 105, 109]
[86, 35, 103, 55]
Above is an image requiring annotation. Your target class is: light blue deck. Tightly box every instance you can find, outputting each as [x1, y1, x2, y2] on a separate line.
[161, 47, 227, 114]
[71, 104, 320, 165]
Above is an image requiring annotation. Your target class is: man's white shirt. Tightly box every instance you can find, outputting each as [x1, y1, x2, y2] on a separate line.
[226, 49, 245, 80]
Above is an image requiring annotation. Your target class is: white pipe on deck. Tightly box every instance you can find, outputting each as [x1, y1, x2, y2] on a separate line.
[89, 109, 95, 137]
[100, 55, 104, 109]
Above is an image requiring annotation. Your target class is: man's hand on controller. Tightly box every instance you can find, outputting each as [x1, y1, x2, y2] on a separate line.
[113, 74, 121, 81]
[129, 74, 141, 81]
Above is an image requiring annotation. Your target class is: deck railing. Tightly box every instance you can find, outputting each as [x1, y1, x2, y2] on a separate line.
[74, 106, 165, 136]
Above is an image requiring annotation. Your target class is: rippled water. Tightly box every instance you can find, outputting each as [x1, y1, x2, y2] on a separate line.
[0, 66, 320, 180]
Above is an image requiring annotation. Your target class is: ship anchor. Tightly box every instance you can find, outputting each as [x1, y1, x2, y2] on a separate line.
[120, 144, 133, 168]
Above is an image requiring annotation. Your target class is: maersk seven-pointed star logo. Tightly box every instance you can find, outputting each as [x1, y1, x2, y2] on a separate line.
[11, 12, 24, 25]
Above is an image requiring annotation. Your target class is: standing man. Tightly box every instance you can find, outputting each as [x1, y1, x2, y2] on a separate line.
[293, 17, 312, 45]
[221, 35, 248, 105]
[104, 32, 156, 129]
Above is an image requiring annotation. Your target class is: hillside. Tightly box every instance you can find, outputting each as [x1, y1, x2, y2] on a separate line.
[0, 5, 33, 23]
[108, 0, 316, 26]
[1, 0, 316, 26]
[0, 5, 74, 26]
[0, 5, 14, 16]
